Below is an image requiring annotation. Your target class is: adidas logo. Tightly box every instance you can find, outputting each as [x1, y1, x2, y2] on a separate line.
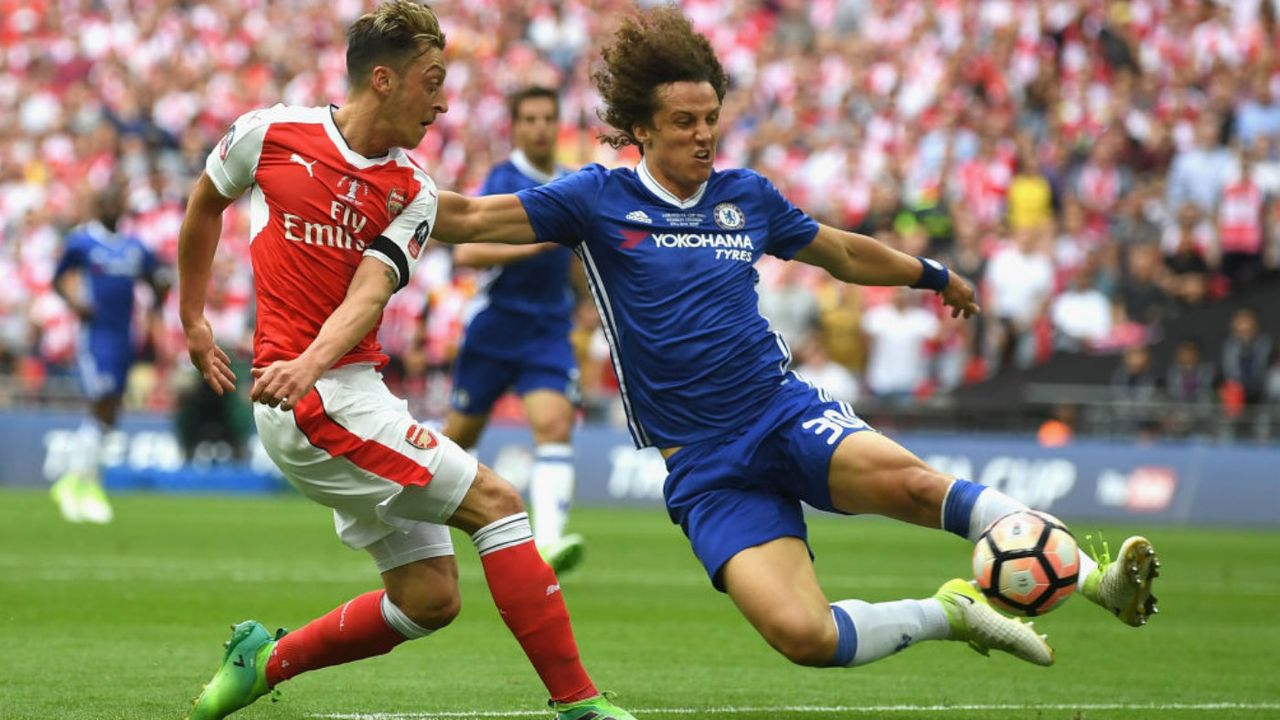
[625, 209, 653, 224]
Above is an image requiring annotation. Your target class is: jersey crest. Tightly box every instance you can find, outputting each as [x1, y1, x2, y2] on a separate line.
[713, 202, 745, 230]
[404, 424, 438, 450]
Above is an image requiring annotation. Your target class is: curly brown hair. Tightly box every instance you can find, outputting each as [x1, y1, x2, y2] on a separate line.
[592, 5, 729, 150]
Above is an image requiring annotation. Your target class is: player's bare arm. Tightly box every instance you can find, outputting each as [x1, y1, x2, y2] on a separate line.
[432, 191, 538, 245]
[177, 171, 237, 396]
[52, 271, 93, 321]
[451, 241, 556, 268]
[249, 256, 398, 411]
[794, 223, 981, 318]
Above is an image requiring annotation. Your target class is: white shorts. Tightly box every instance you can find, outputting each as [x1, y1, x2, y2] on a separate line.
[254, 364, 478, 572]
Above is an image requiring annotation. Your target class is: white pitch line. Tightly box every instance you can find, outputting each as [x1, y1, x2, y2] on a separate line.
[311, 702, 1280, 719]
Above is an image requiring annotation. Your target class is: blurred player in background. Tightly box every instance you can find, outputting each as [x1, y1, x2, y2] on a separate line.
[177, 3, 634, 719]
[50, 183, 168, 524]
[432, 5, 1160, 676]
[444, 86, 585, 574]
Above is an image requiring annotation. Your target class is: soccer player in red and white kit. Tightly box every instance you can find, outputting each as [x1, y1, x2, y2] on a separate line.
[176, 3, 635, 719]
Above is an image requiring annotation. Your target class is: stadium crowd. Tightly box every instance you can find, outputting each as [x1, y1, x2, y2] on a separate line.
[2, 0, 1279, 432]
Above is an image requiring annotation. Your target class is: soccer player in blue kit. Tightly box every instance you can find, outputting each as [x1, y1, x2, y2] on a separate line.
[432, 6, 1159, 673]
[443, 86, 585, 573]
[50, 184, 168, 523]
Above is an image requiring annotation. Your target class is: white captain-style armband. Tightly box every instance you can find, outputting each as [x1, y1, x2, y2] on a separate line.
[910, 256, 950, 293]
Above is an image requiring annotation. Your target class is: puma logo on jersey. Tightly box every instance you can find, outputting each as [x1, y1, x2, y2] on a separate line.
[290, 153, 317, 177]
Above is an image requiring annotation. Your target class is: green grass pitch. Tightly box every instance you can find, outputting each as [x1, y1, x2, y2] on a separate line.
[1, 488, 1278, 720]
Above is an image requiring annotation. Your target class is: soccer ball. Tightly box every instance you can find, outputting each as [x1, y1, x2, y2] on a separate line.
[972, 510, 1079, 617]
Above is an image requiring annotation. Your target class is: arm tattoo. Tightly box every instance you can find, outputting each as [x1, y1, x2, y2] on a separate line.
[384, 267, 399, 291]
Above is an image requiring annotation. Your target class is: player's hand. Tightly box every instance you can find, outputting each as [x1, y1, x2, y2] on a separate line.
[940, 273, 981, 319]
[249, 358, 322, 412]
[184, 317, 236, 395]
[71, 302, 94, 321]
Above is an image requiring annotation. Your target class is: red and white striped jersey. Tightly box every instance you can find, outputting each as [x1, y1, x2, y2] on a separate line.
[1218, 179, 1263, 255]
[206, 104, 439, 370]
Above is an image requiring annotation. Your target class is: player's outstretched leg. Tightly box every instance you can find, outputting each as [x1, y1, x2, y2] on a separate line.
[933, 578, 1054, 666]
[1080, 535, 1161, 627]
[941, 479, 1160, 626]
[187, 620, 282, 720]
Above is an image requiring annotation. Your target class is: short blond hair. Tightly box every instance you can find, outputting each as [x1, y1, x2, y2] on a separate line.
[346, 1, 446, 84]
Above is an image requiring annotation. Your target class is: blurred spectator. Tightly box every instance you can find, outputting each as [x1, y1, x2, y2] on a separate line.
[1111, 344, 1158, 404]
[985, 224, 1054, 370]
[1234, 71, 1280, 145]
[1166, 113, 1234, 215]
[794, 336, 859, 404]
[758, 261, 820, 347]
[1217, 151, 1267, 291]
[1051, 267, 1112, 351]
[1119, 242, 1171, 327]
[861, 288, 938, 405]
[1163, 204, 1214, 309]
[1222, 307, 1274, 404]
[1164, 338, 1216, 404]
[1036, 404, 1077, 448]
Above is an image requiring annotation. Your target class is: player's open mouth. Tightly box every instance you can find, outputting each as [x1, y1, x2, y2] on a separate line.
[694, 150, 711, 162]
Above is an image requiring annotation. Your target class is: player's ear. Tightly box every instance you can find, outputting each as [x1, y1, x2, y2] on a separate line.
[631, 122, 651, 148]
[370, 65, 394, 95]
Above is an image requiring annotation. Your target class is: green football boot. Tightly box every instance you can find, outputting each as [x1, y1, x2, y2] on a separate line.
[50, 473, 83, 523]
[551, 693, 637, 720]
[187, 621, 282, 720]
[935, 578, 1054, 667]
[1081, 535, 1161, 627]
[540, 533, 586, 575]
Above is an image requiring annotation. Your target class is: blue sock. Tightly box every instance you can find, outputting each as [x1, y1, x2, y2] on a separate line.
[826, 604, 858, 667]
[944, 479, 1028, 542]
[941, 478, 988, 539]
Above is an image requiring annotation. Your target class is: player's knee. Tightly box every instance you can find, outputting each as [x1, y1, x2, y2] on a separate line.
[763, 613, 836, 667]
[388, 586, 461, 631]
[530, 417, 572, 445]
[471, 465, 526, 521]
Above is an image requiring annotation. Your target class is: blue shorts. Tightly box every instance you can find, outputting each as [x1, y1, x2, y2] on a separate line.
[76, 340, 133, 399]
[451, 312, 578, 415]
[662, 376, 873, 591]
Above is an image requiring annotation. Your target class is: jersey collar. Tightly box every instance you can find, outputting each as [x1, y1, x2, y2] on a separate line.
[510, 149, 562, 184]
[637, 157, 707, 209]
[323, 105, 397, 168]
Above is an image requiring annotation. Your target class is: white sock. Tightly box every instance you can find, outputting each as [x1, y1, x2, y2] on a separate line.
[471, 512, 533, 556]
[380, 592, 435, 640]
[73, 421, 105, 479]
[530, 443, 574, 547]
[829, 598, 951, 667]
[964, 485, 1027, 542]
[1077, 548, 1100, 591]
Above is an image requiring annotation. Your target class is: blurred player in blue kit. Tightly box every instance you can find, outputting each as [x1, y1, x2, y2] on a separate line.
[443, 86, 585, 573]
[432, 6, 1160, 673]
[50, 184, 168, 523]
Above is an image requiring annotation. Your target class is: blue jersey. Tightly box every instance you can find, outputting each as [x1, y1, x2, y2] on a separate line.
[53, 221, 159, 342]
[471, 151, 574, 321]
[518, 161, 819, 448]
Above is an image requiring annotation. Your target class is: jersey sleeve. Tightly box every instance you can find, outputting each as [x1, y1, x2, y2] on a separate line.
[52, 233, 88, 281]
[515, 164, 606, 248]
[364, 175, 439, 292]
[757, 173, 820, 260]
[204, 109, 274, 199]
